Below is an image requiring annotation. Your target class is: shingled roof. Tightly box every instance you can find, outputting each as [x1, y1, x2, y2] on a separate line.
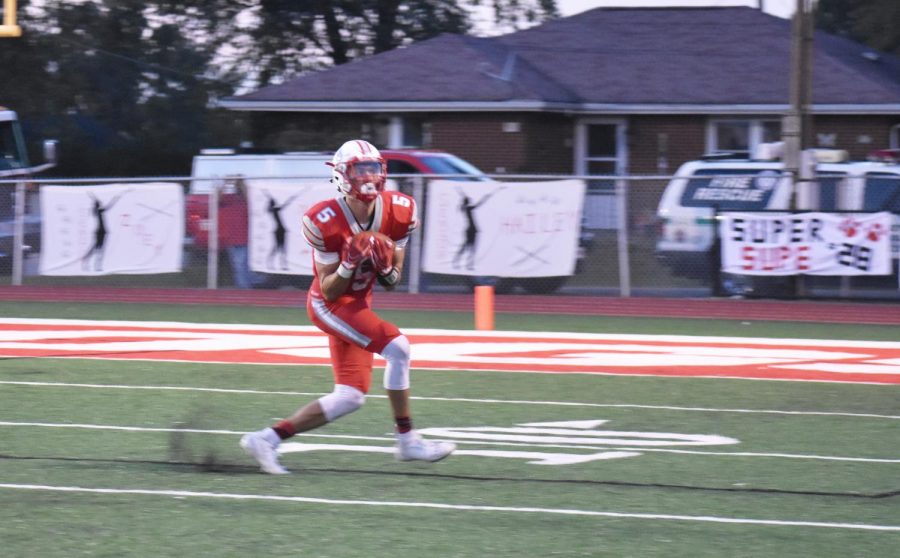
[220, 7, 900, 114]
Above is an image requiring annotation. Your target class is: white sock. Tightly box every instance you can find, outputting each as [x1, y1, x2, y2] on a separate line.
[261, 427, 281, 446]
[397, 430, 418, 443]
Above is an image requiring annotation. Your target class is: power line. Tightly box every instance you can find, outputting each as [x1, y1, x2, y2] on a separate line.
[52, 33, 228, 85]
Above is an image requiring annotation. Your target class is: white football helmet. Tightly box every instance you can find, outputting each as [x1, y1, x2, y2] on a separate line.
[327, 139, 387, 203]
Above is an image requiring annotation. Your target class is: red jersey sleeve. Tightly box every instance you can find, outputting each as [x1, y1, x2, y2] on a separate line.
[302, 199, 346, 253]
[378, 191, 418, 243]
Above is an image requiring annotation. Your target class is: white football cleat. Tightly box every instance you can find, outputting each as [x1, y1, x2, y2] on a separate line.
[240, 431, 289, 475]
[395, 432, 456, 463]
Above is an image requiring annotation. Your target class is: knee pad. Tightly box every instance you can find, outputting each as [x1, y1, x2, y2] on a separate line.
[318, 384, 365, 422]
[380, 335, 410, 391]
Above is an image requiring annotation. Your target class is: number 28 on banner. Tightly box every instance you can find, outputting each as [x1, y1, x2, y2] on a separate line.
[835, 243, 874, 271]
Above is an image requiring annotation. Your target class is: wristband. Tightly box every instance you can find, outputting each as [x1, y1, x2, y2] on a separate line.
[377, 267, 400, 287]
[337, 263, 355, 279]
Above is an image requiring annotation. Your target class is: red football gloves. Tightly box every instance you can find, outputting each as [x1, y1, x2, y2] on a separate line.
[371, 232, 401, 287]
[337, 232, 373, 278]
[369, 233, 395, 275]
[337, 231, 399, 286]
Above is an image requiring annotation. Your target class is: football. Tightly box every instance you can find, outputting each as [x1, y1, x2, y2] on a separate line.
[369, 231, 393, 245]
[368, 232, 395, 273]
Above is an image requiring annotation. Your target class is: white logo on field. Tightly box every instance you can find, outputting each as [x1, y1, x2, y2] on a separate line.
[279, 419, 739, 466]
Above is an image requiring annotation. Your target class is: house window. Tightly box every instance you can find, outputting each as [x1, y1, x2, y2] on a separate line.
[707, 119, 781, 156]
[576, 121, 626, 178]
[575, 119, 627, 230]
[891, 124, 900, 149]
[387, 116, 427, 148]
[402, 118, 424, 147]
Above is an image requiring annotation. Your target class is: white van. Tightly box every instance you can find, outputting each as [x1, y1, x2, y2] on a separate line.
[655, 150, 900, 282]
[189, 150, 333, 194]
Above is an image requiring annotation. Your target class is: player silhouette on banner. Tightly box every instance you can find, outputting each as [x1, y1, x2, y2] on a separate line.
[82, 191, 124, 271]
[452, 187, 503, 270]
[263, 191, 298, 271]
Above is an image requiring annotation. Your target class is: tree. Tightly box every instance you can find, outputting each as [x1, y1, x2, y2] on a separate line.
[155, 0, 558, 90]
[1, 0, 559, 176]
[2, 0, 235, 175]
[817, 0, 900, 56]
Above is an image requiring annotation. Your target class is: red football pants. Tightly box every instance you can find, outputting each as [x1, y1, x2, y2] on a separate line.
[307, 295, 401, 394]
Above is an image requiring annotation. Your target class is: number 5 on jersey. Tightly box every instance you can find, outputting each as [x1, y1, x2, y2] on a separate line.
[317, 207, 337, 223]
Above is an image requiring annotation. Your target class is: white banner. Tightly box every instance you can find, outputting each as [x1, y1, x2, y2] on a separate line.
[246, 179, 335, 275]
[39, 183, 183, 276]
[423, 180, 585, 277]
[719, 212, 892, 276]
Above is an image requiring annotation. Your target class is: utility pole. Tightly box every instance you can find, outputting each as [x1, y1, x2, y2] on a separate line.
[783, 0, 816, 296]
[783, 0, 816, 209]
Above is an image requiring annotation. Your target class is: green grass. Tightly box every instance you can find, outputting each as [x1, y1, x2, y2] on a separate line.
[0, 301, 898, 557]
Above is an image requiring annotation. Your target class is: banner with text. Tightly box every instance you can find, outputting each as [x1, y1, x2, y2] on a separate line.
[719, 211, 892, 275]
[423, 180, 585, 277]
[246, 179, 334, 275]
[39, 183, 184, 276]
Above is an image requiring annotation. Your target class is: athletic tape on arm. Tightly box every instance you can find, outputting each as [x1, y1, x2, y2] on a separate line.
[377, 268, 400, 287]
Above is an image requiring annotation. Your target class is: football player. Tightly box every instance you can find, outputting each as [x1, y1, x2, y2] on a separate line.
[240, 139, 456, 474]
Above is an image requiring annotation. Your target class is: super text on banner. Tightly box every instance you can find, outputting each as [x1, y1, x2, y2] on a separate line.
[719, 212, 892, 276]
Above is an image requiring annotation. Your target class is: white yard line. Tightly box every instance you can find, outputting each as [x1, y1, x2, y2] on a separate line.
[1, 421, 897, 463]
[2, 317, 899, 348]
[1, 380, 898, 420]
[0, 483, 897, 532]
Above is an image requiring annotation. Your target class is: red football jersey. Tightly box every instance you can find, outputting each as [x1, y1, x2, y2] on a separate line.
[302, 191, 418, 303]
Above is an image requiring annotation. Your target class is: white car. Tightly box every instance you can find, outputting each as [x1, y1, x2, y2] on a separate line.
[656, 150, 900, 292]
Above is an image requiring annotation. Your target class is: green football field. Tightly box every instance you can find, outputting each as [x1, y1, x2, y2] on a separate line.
[0, 301, 897, 557]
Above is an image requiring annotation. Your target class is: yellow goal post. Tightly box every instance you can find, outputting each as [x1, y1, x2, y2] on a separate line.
[1, 0, 22, 38]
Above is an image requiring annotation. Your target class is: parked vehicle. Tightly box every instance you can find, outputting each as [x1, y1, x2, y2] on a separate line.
[656, 144, 900, 294]
[185, 148, 488, 251]
[380, 149, 597, 294]
[186, 150, 334, 252]
[185, 147, 592, 293]
[381, 149, 489, 182]
[0, 107, 56, 275]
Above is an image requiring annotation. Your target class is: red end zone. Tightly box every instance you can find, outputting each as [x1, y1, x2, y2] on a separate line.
[0, 318, 898, 385]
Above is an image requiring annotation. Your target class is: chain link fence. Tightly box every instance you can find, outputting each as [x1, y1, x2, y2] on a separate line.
[1, 171, 898, 301]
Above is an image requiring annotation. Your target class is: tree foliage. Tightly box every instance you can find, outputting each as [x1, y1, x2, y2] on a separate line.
[3, 0, 230, 175]
[0, 0, 557, 176]
[817, 0, 900, 56]
[155, 0, 557, 89]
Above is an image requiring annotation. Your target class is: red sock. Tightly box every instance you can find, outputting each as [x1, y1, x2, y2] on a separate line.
[272, 420, 296, 440]
[395, 416, 413, 434]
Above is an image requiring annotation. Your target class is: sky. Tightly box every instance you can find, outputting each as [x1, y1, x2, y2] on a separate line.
[555, 0, 796, 19]
[471, 0, 799, 35]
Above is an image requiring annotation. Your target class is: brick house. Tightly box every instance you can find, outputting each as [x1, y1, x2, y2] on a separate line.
[220, 7, 900, 178]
